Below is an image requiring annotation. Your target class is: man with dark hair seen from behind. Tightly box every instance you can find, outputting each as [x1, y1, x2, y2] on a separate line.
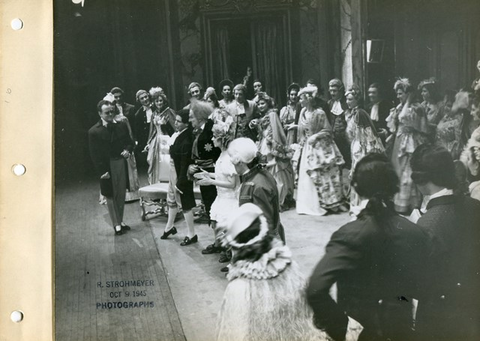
[411, 143, 480, 341]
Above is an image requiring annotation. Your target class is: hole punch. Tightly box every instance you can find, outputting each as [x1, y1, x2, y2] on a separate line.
[10, 311, 24, 323]
[11, 18, 23, 31]
[12, 164, 26, 176]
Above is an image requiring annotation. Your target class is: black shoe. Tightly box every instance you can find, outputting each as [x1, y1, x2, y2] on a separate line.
[160, 226, 177, 240]
[194, 215, 210, 224]
[121, 224, 131, 231]
[180, 235, 198, 246]
[220, 266, 229, 272]
[218, 253, 231, 263]
[202, 244, 222, 254]
[114, 225, 123, 236]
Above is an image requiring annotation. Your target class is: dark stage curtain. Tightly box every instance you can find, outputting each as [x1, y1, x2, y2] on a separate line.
[214, 26, 230, 82]
[254, 21, 282, 106]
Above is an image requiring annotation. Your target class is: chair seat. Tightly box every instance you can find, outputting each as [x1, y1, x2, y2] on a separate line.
[138, 182, 202, 200]
[138, 183, 169, 199]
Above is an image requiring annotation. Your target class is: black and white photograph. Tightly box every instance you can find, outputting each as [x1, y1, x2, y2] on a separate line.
[53, 0, 480, 340]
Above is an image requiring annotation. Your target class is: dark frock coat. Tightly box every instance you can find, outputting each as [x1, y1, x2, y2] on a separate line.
[169, 127, 196, 211]
[306, 211, 428, 341]
[415, 195, 480, 341]
[88, 120, 134, 197]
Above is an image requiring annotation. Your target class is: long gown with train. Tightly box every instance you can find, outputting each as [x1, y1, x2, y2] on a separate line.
[216, 239, 331, 341]
[295, 107, 345, 215]
[386, 102, 429, 213]
[257, 109, 295, 208]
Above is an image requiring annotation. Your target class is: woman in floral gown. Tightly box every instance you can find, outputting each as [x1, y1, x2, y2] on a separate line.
[252, 92, 295, 210]
[295, 86, 346, 215]
[145, 91, 176, 184]
[386, 78, 429, 213]
[344, 85, 385, 214]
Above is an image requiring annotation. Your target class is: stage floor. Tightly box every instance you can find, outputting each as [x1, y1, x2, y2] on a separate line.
[55, 177, 352, 341]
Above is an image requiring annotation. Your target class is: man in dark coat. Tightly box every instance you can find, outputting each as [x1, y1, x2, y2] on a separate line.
[366, 83, 393, 143]
[411, 144, 480, 341]
[228, 137, 285, 243]
[306, 153, 428, 341]
[187, 99, 221, 225]
[133, 89, 153, 170]
[88, 100, 134, 235]
[327, 78, 351, 169]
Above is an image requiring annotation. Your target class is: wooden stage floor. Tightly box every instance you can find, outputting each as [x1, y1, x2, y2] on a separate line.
[54, 176, 355, 341]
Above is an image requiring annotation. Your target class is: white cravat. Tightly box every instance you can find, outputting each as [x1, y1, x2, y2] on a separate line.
[370, 102, 379, 121]
[331, 100, 343, 116]
[144, 107, 153, 123]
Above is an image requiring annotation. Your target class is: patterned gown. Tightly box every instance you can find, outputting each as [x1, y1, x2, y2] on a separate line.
[296, 108, 345, 215]
[345, 107, 385, 213]
[387, 103, 429, 213]
[257, 109, 295, 208]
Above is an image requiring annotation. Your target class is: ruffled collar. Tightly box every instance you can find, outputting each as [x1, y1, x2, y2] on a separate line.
[227, 242, 292, 281]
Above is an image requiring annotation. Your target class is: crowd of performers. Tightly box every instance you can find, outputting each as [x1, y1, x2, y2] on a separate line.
[88, 61, 480, 340]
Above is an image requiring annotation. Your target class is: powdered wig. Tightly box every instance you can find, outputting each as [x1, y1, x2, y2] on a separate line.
[188, 82, 203, 94]
[394, 78, 414, 93]
[135, 89, 149, 102]
[233, 84, 247, 94]
[189, 98, 214, 121]
[110, 87, 124, 95]
[329, 78, 344, 89]
[255, 92, 273, 108]
[345, 84, 362, 101]
[411, 143, 456, 188]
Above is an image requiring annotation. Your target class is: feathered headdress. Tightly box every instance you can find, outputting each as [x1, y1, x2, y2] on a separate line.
[103, 92, 115, 103]
[149, 86, 164, 97]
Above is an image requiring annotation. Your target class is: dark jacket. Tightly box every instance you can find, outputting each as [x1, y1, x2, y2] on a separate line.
[88, 120, 133, 196]
[122, 102, 136, 126]
[367, 100, 393, 139]
[306, 210, 427, 341]
[416, 195, 480, 341]
[134, 106, 152, 152]
[239, 165, 285, 243]
[169, 127, 196, 211]
[192, 119, 221, 164]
